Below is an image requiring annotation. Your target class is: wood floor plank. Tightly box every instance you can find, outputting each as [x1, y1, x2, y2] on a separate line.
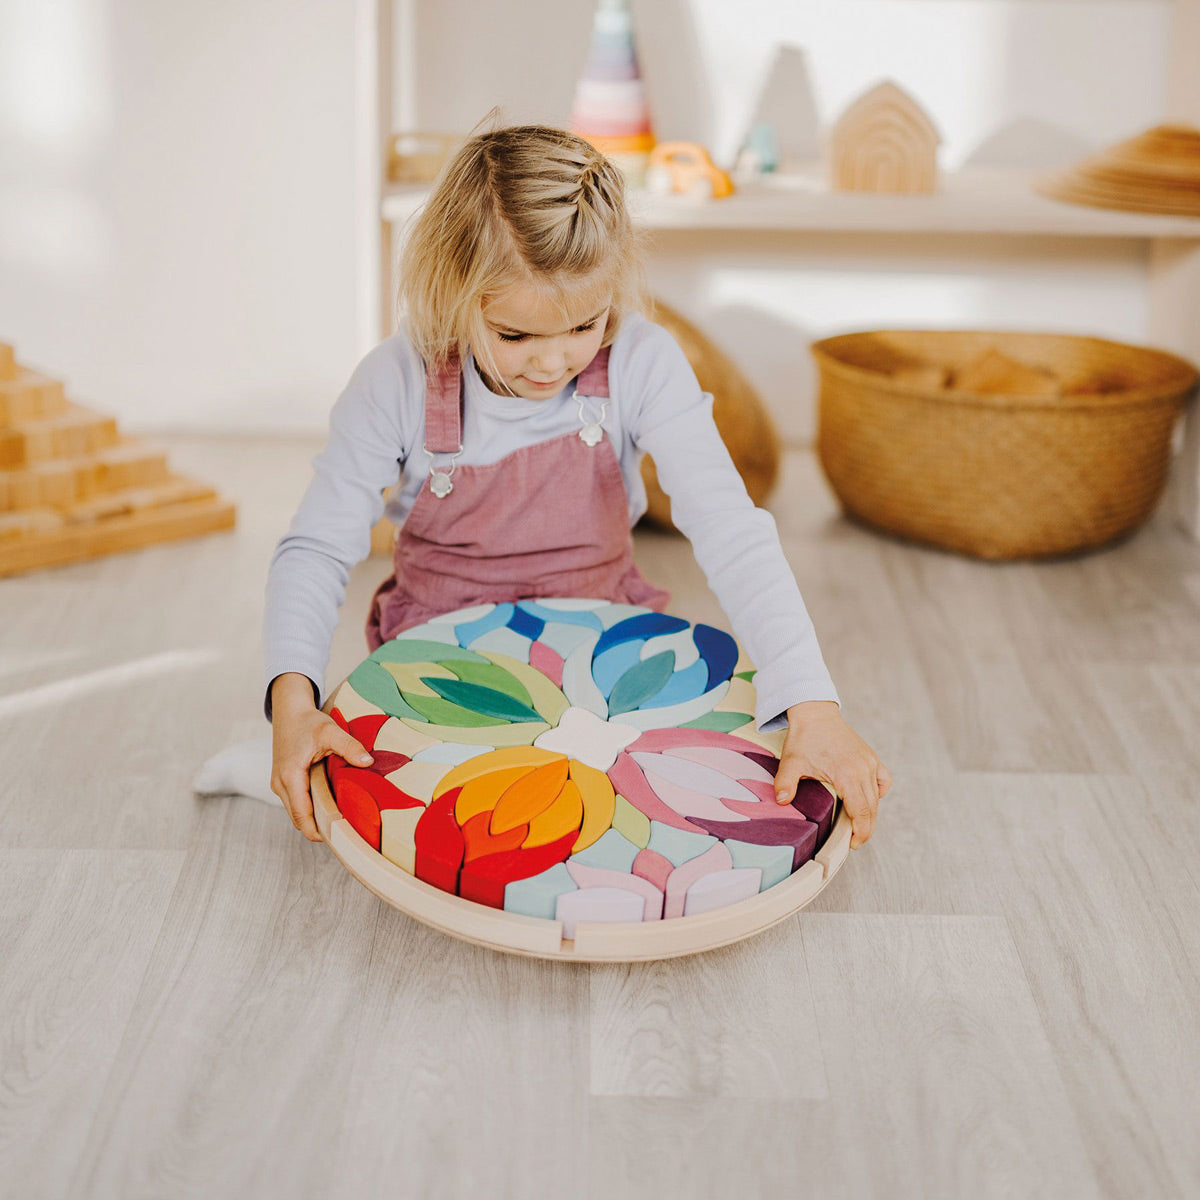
[0, 849, 185, 1199]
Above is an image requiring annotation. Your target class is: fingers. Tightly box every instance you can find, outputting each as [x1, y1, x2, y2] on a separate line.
[773, 749, 805, 804]
[847, 774, 879, 850]
[271, 767, 323, 842]
[326, 730, 373, 768]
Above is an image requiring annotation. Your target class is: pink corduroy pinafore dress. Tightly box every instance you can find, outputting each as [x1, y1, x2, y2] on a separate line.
[365, 345, 670, 650]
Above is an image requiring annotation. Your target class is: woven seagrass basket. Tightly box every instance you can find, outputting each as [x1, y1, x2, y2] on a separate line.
[810, 330, 1197, 560]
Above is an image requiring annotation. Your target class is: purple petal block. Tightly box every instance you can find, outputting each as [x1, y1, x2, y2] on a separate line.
[793, 779, 837, 843]
[687, 817, 820, 871]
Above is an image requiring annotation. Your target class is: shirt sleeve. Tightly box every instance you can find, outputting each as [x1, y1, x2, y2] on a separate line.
[619, 317, 841, 732]
[261, 340, 415, 722]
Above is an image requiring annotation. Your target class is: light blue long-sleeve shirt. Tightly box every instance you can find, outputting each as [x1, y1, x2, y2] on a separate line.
[262, 311, 841, 729]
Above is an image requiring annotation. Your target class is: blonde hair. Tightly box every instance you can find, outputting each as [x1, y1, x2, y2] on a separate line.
[396, 109, 653, 394]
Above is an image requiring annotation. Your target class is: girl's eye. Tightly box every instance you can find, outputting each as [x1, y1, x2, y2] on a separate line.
[498, 320, 597, 344]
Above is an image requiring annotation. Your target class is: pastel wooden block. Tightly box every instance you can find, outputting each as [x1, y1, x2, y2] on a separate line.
[568, 826, 641, 873]
[682, 867, 763, 916]
[639, 765, 754, 825]
[714, 676, 757, 715]
[371, 714, 440, 757]
[382, 759, 448, 804]
[608, 752, 703, 834]
[619, 683, 730, 731]
[664, 842, 734, 919]
[470, 625, 533, 663]
[662, 744, 776, 784]
[565, 861, 664, 920]
[477, 651, 570, 726]
[380, 805, 423, 874]
[687, 816, 819, 871]
[504, 862, 577, 919]
[402, 718, 550, 747]
[557, 885, 646, 939]
[646, 819, 718, 866]
[630, 847, 673, 892]
[725, 838, 796, 891]
[611, 792, 651, 848]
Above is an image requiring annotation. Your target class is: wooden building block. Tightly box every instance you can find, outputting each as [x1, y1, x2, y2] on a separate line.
[565, 860, 664, 921]
[567, 827, 641, 873]
[645, 819, 717, 866]
[663, 842, 734, 919]
[682, 867, 763, 917]
[380, 805, 423, 874]
[0, 368, 67, 427]
[556, 886, 646, 939]
[503, 861, 577, 920]
[725, 838, 795, 891]
[829, 79, 941, 194]
[0, 400, 118, 467]
[58, 475, 214, 523]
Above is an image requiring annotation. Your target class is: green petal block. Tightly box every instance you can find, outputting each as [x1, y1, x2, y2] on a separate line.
[421, 678, 544, 724]
[679, 710, 754, 732]
[608, 651, 676, 717]
[445, 659, 534, 708]
[371, 639, 487, 666]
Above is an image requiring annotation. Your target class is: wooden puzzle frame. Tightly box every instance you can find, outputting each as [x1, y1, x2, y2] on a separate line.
[308, 755, 852, 962]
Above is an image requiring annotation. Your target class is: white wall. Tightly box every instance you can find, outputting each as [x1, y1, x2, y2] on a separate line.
[0, 0, 1177, 438]
[0, 0, 360, 434]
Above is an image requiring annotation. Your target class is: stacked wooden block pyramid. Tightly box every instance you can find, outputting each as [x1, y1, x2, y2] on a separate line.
[0, 341, 236, 576]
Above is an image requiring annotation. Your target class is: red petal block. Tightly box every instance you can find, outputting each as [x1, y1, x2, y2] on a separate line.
[329, 760, 424, 812]
[348, 712, 390, 751]
[458, 828, 580, 909]
[330, 708, 349, 733]
[688, 816, 820, 871]
[414, 788, 465, 893]
[460, 810, 528, 864]
[364, 750, 411, 775]
[335, 777, 382, 851]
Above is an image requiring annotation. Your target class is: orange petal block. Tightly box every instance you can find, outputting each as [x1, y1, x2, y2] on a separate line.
[490, 758, 570, 834]
[461, 809, 528, 864]
[455, 765, 536, 826]
[524, 778, 584, 848]
[458, 828, 580, 909]
[413, 788, 465, 894]
[433, 746, 565, 800]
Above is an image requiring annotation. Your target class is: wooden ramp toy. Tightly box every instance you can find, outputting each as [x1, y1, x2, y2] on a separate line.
[0, 342, 236, 575]
[309, 599, 852, 961]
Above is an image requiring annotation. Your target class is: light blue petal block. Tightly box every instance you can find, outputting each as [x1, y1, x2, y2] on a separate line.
[647, 819, 718, 866]
[642, 629, 699, 669]
[518, 601, 604, 630]
[386, 621, 460, 646]
[592, 640, 642, 698]
[640, 658, 709, 709]
[413, 743, 492, 765]
[620, 681, 730, 730]
[562, 639, 608, 717]
[503, 862, 578, 920]
[538, 623, 600, 659]
[568, 827, 641, 872]
[470, 626, 533, 663]
[725, 839, 795, 891]
[430, 602, 495, 625]
[534, 598, 608, 611]
[455, 602, 515, 646]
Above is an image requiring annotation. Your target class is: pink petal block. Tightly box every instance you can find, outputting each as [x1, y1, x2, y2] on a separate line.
[663, 842, 733, 919]
[733, 780, 780, 806]
[556, 886, 646, 939]
[641, 767, 752, 825]
[631, 752, 760, 804]
[631, 847, 674, 892]
[720, 797, 811, 823]
[529, 640, 564, 688]
[565, 861, 664, 920]
[683, 867, 763, 916]
[630, 727, 769, 757]
[608, 753, 706, 835]
[663, 745, 776, 784]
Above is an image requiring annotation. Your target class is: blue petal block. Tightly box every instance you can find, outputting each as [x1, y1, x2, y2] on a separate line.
[455, 602, 515, 647]
[516, 601, 604, 631]
[592, 640, 643, 698]
[593, 613, 689, 659]
[693, 624, 738, 688]
[507, 606, 544, 642]
[640, 657, 709, 709]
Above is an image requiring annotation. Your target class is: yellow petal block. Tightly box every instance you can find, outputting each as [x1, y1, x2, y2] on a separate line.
[385, 760, 449, 804]
[455, 764, 537, 826]
[715, 676, 756, 716]
[379, 660, 457, 698]
[327, 682, 383, 723]
[611, 792, 651, 849]
[727, 722, 786, 756]
[371, 716, 439, 758]
[490, 759, 570, 834]
[478, 651, 569, 726]
[402, 719, 549, 747]
[524, 778, 584, 848]
[380, 806, 422, 875]
[433, 745, 565, 799]
[570, 760, 617, 854]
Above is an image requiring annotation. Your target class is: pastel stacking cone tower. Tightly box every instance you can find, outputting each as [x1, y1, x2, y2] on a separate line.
[569, 0, 656, 186]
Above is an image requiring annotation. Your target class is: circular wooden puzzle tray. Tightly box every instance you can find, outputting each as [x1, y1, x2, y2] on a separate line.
[308, 599, 852, 961]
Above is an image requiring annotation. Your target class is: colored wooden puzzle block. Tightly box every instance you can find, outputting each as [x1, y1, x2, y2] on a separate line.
[568, 759, 617, 851]
[386, 759, 458, 805]
[432, 745, 562, 799]
[568, 826, 641, 873]
[475, 651, 570, 726]
[631, 847, 674, 891]
[370, 713, 440, 757]
[457, 827, 579, 909]
[524, 778, 583, 847]
[686, 816, 819, 871]
[638, 765, 755, 825]
[504, 862, 577, 919]
[380, 805, 423, 875]
[620, 683, 731, 731]
[663, 842, 734, 919]
[454, 763, 540, 825]
[611, 792, 650, 849]
[608, 752, 703, 834]
[646, 819, 718, 866]
[413, 789, 466, 893]
[556, 885, 646, 939]
[662, 744, 776, 785]
[791, 779, 838, 843]
[460, 809, 528, 864]
[682, 867, 763, 916]
[565, 861, 664, 920]
[489, 758, 570, 833]
[725, 839, 795, 891]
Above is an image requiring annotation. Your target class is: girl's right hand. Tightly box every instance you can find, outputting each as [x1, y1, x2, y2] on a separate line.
[269, 674, 374, 842]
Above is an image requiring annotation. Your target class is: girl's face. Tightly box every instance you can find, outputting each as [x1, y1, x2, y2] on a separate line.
[478, 280, 612, 400]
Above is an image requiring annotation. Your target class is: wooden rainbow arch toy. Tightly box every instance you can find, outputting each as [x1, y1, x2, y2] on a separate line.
[308, 599, 852, 961]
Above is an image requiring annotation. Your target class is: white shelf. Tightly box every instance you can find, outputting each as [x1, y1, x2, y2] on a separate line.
[382, 165, 1200, 240]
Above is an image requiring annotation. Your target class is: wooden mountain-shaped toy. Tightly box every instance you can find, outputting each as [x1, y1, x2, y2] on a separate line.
[829, 79, 941, 194]
[0, 341, 236, 575]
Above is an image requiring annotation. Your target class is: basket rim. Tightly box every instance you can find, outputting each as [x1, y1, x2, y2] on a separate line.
[810, 328, 1199, 411]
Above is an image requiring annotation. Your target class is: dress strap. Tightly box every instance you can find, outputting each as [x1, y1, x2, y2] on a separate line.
[575, 345, 611, 399]
[423, 354, 463, 454]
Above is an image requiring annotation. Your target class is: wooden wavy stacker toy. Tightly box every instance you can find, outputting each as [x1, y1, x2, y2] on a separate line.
[308, 599, 852, 962]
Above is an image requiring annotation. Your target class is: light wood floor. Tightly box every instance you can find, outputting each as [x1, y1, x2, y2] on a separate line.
[2, 433, 1197, 1200]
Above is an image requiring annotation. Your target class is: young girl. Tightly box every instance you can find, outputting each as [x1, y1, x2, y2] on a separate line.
[263, 121, 892, 850]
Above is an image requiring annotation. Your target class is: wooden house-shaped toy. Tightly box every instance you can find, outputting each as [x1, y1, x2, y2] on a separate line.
[829, 80, 941, 193]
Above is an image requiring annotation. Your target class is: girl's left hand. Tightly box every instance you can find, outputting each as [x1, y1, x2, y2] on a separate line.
[773, 701, 892, 849]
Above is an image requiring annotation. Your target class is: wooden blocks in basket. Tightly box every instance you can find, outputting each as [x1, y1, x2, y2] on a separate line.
[0, 342, 236, 576]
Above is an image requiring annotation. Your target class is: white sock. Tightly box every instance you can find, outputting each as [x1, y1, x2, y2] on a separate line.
[192, 735, 281, 806]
